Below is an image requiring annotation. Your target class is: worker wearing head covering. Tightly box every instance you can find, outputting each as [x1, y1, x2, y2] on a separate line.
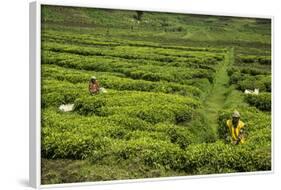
[89, 76, 100, 95]
[226, 110, 245, 145]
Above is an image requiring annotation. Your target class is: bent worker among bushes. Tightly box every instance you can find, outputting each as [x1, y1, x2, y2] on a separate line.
[226, 111, 245, 145]
[89, 76, 100, 95]
[88, 76, 107, 95]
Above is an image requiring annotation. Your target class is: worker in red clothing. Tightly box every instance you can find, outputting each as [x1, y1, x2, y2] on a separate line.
[88, 76, 100, 95]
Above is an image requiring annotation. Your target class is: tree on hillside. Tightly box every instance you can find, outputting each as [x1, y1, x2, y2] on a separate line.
[134, 11, 144, 21]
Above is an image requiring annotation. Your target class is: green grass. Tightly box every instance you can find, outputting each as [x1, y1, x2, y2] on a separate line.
[200, 48, 234, 138]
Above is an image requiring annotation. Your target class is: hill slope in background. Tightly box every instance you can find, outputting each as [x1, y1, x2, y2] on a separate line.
[42, 5, 271, 51]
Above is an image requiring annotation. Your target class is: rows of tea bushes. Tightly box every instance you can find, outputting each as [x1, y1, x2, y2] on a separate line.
[42, 65, 203, 99]
[41, 83, 271, 173]
[214, 80, 271, 172]
[42, 105, 271, 173]
[43, 42, 224, 65]
[42, 80, 200, 121]
[41, 36, 226, 171]
[42, 41, 223, 71]
[42, 38, 224, 69]
[42, 80, 198, 108]
[40, 7, 272, 183]
[87, 139, 270, 173]
[43, 49, 216, 73]
[42, 30, 227, 53]
[42, 108, 199, 159]
[41, 27, 271, 176]
[227, 52, 271, 111]
[236, 54, 271, 65]
[42, 50, 215, 85]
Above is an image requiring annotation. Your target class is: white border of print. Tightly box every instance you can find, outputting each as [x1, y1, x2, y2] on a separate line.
[29, 0, 274, 189]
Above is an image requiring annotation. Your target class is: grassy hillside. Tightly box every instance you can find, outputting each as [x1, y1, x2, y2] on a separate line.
[41, 5, 272, 184]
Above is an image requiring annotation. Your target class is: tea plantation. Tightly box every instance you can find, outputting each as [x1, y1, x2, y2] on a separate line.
[41, 6, 272, 184]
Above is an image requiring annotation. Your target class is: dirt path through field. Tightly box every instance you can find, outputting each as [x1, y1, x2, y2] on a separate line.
[202, 48, 234, 138]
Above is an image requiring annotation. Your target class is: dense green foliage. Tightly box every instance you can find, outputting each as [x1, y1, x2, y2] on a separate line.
[245, 93, 271, 111]
[41, 5, 272, 184]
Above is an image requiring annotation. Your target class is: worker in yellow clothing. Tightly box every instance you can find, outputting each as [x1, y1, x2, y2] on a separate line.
[226, 111, 245, 145]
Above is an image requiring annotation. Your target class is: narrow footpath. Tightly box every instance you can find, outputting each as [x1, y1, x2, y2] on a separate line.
[202, 48, 234, 137]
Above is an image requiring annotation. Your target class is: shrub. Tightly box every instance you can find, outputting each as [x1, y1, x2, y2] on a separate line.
[42, 128, 94, 159]
[134, 105, 176, 124]
[135, 11, 144, 21]
[229, 72, 241, 85]
[251, 147, 271, 170]
[108, 114, 152, 131]
[183, 141, 271, 173]
[167, 127, 194, 149]
[74, 96, 106, 116]
[246, 128, 271, 147]
[245, 93, 271, 111]
[258, 57, 271, 65]
[65, 89, 200, 126]
[42, 92, 65, 108]
[88, 138, 185, 170]
[217, 110, 232, 142]
[237, 55, 271, 65]
[227, 67, 239, 76]
[124, 130, 169, 141]
[237, 75, 270, 92]
[240, 67, 269, 76]
[174, 108, 193, 124]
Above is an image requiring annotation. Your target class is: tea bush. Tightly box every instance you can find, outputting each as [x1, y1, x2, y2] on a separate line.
[237, 75, 271, 92]
[167, 127, 195, 149]
[41, 80, 85, 107]
[85, 139, 271, 173]
[74, 96, 106, 116]
[183, 141, 271, 173]
[229, 71, 241, 85]
[240, 67, 270, 76]
[237, 55, 271, 65]
[88, 138, 185, 170]
[245, 93, 271, 111]
[217, 110, 232, 141]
